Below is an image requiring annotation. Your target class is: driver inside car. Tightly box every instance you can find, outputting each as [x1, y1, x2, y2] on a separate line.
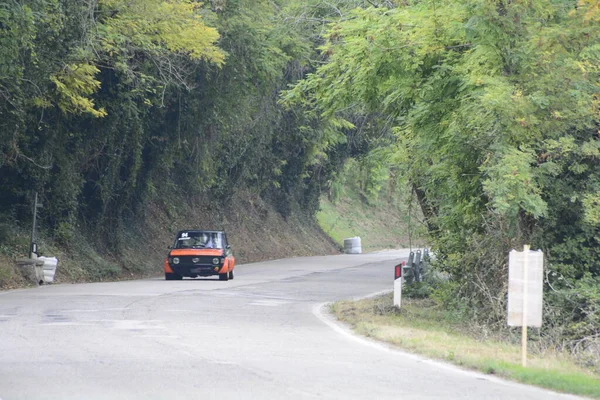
[196, 233, 213, 248]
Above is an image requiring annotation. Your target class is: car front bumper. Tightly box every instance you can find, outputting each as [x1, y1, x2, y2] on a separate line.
[170, 264, 222, 277]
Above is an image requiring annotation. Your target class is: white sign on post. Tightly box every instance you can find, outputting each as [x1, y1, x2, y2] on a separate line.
[507, 246, 544, 367]
[507, 248, 544, 327]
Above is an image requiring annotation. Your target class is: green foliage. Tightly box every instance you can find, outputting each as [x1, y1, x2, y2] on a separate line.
[53, 222, 75, 246]
[329, 180, 344, 204]
[403, 281, 434, 299]
[0, 0, 344, 265]
[482, 147, 547, 220]
[317, 165, 417, 250]
[98, 0, 223, 63]
[51, 63, 107, 117]
[286, 0, 600, 347]
[583, 191, 600, 225]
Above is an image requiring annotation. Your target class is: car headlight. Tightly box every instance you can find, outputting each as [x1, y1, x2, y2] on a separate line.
[172, 257, 180, 265]
[212, 258, 219, 265]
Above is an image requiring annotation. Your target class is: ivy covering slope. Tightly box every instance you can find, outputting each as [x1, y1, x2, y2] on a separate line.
[0, 0, 385, 278]
[0, 1, 337, 243]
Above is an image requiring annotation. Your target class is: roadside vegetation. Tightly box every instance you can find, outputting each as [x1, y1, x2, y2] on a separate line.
[333, 294, 600, 398]
[317, 158, 423, 251]
[0, 190, 338, 288]
[285, 0, 600, 380]
[0, 0, 362, 286]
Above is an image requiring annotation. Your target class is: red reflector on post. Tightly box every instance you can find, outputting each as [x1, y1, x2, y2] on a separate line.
[395, 264, 402, 280]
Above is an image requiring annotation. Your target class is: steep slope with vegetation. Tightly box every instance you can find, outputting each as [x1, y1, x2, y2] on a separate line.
[0, 0, 361, 286]
[1, 1, 398, 286]
[285, 0, 600, 362]
[0, 189, 339, 288]
[317, 158, 423, 251]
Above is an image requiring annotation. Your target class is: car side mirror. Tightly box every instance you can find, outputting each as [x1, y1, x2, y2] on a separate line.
[226, 245, 231, 249]
[167, 245, 172, 250]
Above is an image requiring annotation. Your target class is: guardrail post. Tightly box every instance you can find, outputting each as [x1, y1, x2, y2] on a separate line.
[404, 252, 415, 284]
[414, 250, 422, 282]
[393, 261, 405, 308]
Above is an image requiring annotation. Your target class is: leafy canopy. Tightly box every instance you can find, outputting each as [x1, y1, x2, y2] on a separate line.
[285, 0, 600, 337]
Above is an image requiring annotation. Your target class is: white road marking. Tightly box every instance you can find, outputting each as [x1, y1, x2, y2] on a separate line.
[312, 301, 582, 399]
[62, 308, 127, 313]
[138, 335, 179, 339]
[43, 322, 93, 326]
[249, 300, 289, 307]
[112, 320, 165, 330]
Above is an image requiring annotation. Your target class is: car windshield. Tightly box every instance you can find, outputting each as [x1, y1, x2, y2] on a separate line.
[174, 231, 223, 249]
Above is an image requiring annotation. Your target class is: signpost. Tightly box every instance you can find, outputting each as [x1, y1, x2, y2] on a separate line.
[507, 245, 544, 367]
[29, 192, 43, 259]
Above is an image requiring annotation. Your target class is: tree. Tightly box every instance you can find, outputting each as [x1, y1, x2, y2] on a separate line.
[285, 0, 600, 341]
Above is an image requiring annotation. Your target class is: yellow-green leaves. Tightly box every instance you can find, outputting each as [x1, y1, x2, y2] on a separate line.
[51, 63, 107, 117]
[583, 191, 600, 225]
[98, 0, 224, 64]
[45, 0, 225, 117]
[576, 0, 600, 23]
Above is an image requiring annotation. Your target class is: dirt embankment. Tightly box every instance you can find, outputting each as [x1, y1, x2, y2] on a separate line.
[141, 190, 341, 264]
[0, 190, 340, 289]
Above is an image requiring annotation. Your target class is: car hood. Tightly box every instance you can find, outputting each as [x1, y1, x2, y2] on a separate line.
[169, 249, 224, 256]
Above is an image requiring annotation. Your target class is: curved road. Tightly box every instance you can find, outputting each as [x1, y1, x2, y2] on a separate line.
[0, 250, 578, 399]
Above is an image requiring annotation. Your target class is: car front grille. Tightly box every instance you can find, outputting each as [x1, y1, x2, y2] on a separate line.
[176, 256, 217, 266]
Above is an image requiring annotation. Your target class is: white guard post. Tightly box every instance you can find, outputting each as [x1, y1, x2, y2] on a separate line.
[393, 262, 405, 308]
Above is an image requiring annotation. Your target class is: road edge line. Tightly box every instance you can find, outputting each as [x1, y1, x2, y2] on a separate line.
[312, 298, 582, 400]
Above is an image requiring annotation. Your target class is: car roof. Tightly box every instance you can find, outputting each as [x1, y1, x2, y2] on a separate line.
[177, 230, 225, 234]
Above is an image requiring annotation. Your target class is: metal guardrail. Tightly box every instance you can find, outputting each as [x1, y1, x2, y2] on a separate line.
[402, 248, 430, 285]
[15, 258, 44, 267]
[15, 257, 58, 285]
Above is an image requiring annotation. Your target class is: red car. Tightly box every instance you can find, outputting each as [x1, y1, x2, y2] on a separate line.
[164, 230, 235, 281]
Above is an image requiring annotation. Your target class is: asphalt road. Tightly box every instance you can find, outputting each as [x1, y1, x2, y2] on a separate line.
[0, 250, 579, 400]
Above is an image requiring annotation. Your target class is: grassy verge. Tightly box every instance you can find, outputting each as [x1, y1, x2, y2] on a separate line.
[317, 184, 421, 252]
[332, 294, 600, 399]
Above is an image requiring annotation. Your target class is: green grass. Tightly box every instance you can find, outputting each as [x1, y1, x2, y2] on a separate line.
[317, 183, 422, 251]
[495, 362, 600, 396]
[333, 294, 600, 398]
